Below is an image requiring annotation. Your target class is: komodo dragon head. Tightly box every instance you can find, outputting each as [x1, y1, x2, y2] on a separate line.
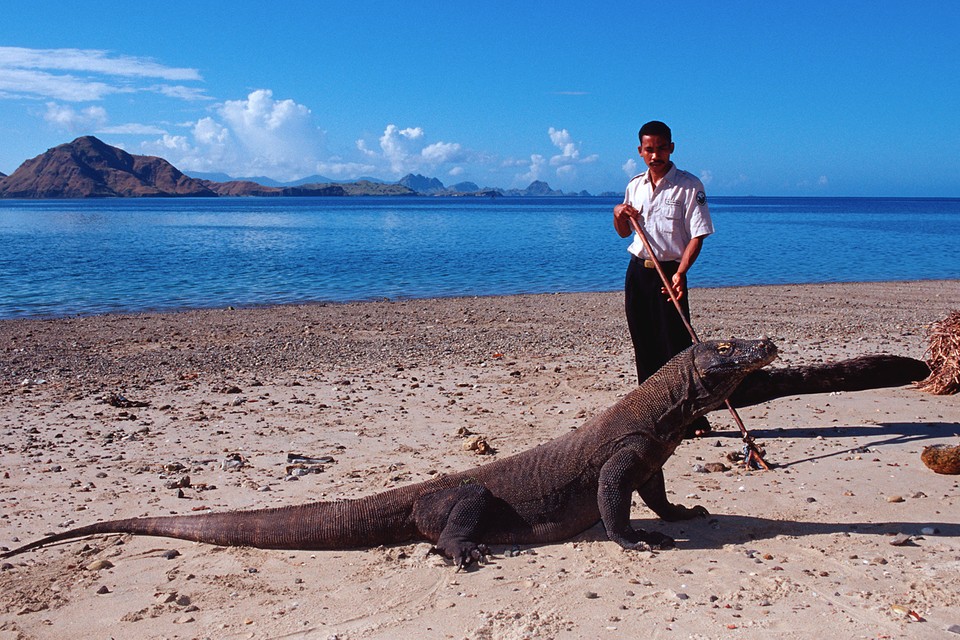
[688, 337, 778, 412]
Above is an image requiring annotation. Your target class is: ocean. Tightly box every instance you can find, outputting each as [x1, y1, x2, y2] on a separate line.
[1, 196, 958, 320]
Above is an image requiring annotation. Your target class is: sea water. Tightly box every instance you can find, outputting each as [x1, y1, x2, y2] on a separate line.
[0, 196, 958, 319]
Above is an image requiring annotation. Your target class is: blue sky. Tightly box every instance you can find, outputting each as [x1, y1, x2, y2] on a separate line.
[1, 1, 958, 196]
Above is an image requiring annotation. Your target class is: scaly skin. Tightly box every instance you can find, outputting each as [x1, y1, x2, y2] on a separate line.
[3, 338, 777, 568]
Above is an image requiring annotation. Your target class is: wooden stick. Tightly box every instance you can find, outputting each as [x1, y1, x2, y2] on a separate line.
[626, 215, 771, 470]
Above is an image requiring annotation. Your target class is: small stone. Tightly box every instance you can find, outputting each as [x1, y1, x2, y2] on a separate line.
[584, 591, 599, 599]
[889, 533, 914, 547]
[886, 495, 905, 503]
[162, 549, 181, 560]
[86, 559, 114, 571]
[946, 623, 960, 634]
[96, 585, 110, 594]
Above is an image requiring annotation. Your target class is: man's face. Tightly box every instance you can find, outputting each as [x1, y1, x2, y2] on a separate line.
[639, 134, 674, 175]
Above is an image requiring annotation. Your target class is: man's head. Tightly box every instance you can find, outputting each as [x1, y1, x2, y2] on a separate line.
[637, 120, 674, 178]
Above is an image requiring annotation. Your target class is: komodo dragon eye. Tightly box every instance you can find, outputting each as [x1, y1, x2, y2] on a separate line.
[715, 342, 733, 356]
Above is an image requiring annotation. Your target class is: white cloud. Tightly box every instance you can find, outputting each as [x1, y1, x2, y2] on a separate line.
[1, 68, 117, 101]
[0, 46, 205, 102]
[622, 158, 638, 176]
[700, 169, 714, 185]
[43, 102, 108, 132]
[355, 124, 465, 177]
[519, 154, 546, 184]
[141, 89, 324, 181]
[97, 123, 168, 135]
[547, 127, 598, 168]
[818, 175, 829, 186]
[0, 47, 201, 80]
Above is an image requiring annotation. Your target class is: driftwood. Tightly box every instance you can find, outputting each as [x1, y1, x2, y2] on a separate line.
[728, 354, 931, 409]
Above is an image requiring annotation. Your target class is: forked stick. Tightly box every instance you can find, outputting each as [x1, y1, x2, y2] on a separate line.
[627, 215, 771, 470]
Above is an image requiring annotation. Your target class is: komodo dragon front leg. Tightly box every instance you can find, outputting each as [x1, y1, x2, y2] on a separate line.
[597, 447, 707, 550]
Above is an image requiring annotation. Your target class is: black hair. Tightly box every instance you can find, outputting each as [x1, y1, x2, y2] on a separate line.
[638, 121, 672, 142]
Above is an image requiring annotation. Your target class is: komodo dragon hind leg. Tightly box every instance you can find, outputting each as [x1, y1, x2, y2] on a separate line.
[598, 449, 679, 550]
[415, 483, 492, 570]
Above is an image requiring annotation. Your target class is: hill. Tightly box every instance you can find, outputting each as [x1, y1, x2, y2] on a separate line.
[0, 137, 587, 198]
[0, 137, 219, 198]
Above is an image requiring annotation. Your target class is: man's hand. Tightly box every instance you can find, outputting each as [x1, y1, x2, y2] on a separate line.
[663, 271, 686, 300]
[613, 204, 640, 238]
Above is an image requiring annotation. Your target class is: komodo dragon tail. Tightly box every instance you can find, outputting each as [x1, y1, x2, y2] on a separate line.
[2, 486, 420, 558]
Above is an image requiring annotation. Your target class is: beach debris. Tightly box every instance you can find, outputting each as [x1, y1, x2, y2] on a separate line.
[920, 443, 960, 475]
[916, 310, 960, 394]
[287, 452, 335, 465]
[462, 435, 495, 455]
[105, 393, 150, 408]
[889, 533, 915, 546]
[285, 463, 325, 478]
[164, 475, 191, 490]
[889, 603, 924, 622]
[214, 384, 243, 394]
[162, 549, 181, 560]
[221, 453, 247, 471]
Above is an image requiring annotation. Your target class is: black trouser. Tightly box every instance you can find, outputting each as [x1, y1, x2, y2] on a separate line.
[624, 255, 709, 433]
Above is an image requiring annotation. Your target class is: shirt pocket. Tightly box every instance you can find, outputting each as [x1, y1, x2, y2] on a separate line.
[651, 202, 684, 236]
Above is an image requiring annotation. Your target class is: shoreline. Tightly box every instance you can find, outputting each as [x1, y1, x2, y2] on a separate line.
[1, 279, 958, 638]
[3, 277, 959, 324]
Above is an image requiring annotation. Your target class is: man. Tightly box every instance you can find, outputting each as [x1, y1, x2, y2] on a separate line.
[613, 120, 714, 436]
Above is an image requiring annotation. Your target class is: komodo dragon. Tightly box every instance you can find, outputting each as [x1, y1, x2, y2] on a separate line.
[2, 338, 777, 568]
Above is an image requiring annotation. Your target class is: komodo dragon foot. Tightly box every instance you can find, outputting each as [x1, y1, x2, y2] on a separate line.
[429, 541, 491, 571]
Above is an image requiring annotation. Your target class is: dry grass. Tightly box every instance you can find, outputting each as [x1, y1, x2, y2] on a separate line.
[916, 310, 960, 395]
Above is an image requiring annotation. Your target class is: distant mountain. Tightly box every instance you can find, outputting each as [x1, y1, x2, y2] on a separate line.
[399, 173, 446, 194]
[0, 136, 219, 198]
[450, 181, 480, 193]
[0, 136, 596, 198]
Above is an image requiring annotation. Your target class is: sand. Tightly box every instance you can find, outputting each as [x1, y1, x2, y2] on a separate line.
[1, 280, 958, 639]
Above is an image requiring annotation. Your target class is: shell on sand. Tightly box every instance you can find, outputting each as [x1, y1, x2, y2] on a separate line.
[920, 444, 960, 475]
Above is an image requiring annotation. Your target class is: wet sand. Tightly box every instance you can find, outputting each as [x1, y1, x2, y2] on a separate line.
[1, 280, 959, 639]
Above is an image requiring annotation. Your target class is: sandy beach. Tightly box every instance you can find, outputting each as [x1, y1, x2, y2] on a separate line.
[1, 280, 959, 639]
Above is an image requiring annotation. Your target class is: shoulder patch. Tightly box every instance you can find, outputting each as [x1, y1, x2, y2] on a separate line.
[697, 191, 707, 206]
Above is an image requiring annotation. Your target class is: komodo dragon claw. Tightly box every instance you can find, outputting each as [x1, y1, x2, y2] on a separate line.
[455, 544, 491, 571]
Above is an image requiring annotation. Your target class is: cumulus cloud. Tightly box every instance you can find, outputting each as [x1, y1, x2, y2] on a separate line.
[519, 154, 547, 184]
[356, 124, 464, 177]
[547, 127, 598, 168]
[514, 128, 599, 185]
[700, 169, 714, 186]
[622, 158, 638, 177]
[141, 89, 324, 181]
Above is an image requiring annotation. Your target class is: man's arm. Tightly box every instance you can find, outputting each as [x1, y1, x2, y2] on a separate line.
[668, 235, 706, 300]
[613, 203, 638, 238]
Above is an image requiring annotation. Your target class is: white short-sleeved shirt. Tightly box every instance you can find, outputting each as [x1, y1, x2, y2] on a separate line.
[623, 165, 714, 261]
